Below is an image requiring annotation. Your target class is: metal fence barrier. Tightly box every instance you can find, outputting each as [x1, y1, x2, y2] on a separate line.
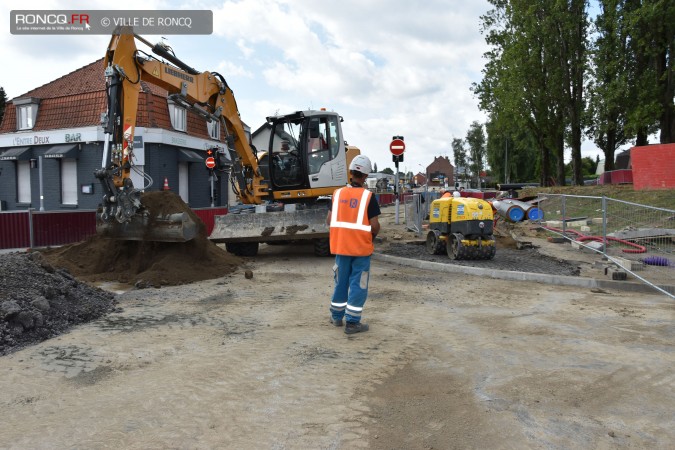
[404, 191, 441, 237]
[535, 193, 674, 299]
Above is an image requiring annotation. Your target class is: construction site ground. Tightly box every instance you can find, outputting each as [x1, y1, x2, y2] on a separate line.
[1, 204, 674, 449]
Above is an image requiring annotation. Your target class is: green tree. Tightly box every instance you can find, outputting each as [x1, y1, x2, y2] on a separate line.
[626, 0, 675, 144]
[451, 138, 468, 185]
[565, 156, 598, 179]
[586, 0, 631, 171]
[554, 0, 588, 185]
[485, 119, 539, 183]
[372, 162, 378, 173]
[381, 167, 394, 175]
[475, 0, 565, 186]
[465, 121, 486, 187]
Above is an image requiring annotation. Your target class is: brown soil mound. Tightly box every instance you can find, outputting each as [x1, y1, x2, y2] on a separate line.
[41, 191, 242, 287]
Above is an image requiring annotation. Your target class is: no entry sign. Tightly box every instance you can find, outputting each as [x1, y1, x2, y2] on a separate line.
[390, 138, 405, 156]
[205, 156, 216, 169]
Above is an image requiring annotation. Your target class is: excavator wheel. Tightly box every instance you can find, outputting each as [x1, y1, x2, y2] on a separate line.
[426, 230, 445, 255]
[313, 238, 332, 257]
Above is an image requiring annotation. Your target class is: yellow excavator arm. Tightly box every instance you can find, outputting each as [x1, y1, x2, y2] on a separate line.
[96, 26, 265, 227]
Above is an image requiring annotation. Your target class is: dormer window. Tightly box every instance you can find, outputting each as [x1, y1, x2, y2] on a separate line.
[14, 97, 40, 130]
[207, 119, 220, 140]
[168, 102, 186, 132]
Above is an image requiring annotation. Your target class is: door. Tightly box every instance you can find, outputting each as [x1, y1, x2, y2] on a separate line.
[306, 115, 347, 190]
[178, 162, 189, 203]
[17, 161, 31, 204]
[60, 159, 78, 205]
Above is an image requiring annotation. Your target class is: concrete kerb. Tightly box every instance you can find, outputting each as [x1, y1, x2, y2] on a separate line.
[372, 252, 672, 296]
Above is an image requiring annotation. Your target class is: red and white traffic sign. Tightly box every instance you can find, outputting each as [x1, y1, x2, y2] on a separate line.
[205, 156, 216, 169]
[390, 138, 405, 156]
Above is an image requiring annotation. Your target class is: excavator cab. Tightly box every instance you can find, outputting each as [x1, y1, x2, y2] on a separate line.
[267, 111, 348, 194]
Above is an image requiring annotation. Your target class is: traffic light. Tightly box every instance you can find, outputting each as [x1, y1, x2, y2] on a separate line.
[214, 149, 229, 170]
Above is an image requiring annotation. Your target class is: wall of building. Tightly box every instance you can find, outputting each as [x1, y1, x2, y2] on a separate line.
[631, 143, 675, 190]
[144, 143, 228, 208]
[426, 156, 454, 187]
[0, 141, 231, 211]
[0, 143, 103, 211]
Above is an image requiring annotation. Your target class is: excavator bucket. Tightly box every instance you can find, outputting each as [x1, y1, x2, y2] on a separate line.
[209, 207, 329, 243]
[96, 211, 199, 242]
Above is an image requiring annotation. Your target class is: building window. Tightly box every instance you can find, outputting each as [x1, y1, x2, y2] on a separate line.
[17, 105, 35, 130]
[17, 161, 31, 203]
[169, 103, 187, 132]
[61, 160, 78, 205]
[207, 120, 220, 140]
[14, 97, 40, 130]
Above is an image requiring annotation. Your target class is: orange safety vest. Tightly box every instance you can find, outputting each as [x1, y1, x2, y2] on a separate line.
[329, 186, 373, 256]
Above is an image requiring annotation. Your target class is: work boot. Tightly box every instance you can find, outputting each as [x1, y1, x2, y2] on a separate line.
[330, 317, 343, 327]
[344, 322, 369, 334]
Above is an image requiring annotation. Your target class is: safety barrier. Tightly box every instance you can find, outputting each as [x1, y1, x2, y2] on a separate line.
[0, 207, 228, 250]
[535, 193, 674, 298]
[598, 169, 633, 185]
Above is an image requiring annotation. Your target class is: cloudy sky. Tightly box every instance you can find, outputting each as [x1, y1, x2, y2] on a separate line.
[1, 1, 605, 176]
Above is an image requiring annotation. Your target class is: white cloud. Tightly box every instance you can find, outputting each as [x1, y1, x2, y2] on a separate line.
[2, 0, 603, 174]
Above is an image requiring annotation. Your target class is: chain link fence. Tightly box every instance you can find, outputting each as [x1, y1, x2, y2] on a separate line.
[535, 193, 675, 298]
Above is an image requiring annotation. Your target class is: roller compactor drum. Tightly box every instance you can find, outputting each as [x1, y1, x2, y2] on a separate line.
[425, 196, 496, 260]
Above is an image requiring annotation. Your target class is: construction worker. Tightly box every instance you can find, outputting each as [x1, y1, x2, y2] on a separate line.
[440, 189, 452, 198]
[326, 155, 381, 334]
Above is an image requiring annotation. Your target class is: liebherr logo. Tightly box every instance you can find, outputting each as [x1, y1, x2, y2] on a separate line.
[165, 67, 194, 83]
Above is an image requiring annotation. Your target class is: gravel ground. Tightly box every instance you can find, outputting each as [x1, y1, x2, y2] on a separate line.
[381, 240, 582, 276]
[0, 252, 117, 356]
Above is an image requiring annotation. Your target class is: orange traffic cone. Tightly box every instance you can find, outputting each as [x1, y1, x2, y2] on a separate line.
[162, 177, 170, 191]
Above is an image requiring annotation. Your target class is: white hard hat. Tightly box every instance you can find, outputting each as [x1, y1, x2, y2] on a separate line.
[453, 191, 461, 198]
[349, 155, 372, 175]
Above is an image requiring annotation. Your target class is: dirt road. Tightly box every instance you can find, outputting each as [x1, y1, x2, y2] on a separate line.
[0, 241, 673, 449]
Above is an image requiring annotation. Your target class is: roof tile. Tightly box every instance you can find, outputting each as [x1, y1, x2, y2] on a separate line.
[1, 59, 223, 143]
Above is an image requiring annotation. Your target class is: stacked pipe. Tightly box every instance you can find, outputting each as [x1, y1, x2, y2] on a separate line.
[491, 200, 525, 222]
[503, 199, 544, 221]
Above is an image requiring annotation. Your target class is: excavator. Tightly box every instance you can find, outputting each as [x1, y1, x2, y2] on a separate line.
[95, 27, 360, 256]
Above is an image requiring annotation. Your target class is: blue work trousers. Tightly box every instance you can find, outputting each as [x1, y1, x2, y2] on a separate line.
[330, 254, 371, 324]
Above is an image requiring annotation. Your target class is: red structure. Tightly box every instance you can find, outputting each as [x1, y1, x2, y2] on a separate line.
[631, 144, 675, 190]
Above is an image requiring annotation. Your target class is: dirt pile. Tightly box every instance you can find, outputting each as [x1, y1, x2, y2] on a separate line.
[0, 251, 117, 356]
[41, 191, 242, 287]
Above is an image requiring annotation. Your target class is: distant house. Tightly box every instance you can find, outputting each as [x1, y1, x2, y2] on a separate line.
[425, 156, 454, 188]
[413, 172, 427, 186]
[0, 59, 244, 211]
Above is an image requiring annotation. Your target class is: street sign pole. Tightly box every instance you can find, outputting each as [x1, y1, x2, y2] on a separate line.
[205, 154, 217, 207]
[389, 136, 405, 225]
[209, 171, 215, 207]
[394, 158, 400, 225]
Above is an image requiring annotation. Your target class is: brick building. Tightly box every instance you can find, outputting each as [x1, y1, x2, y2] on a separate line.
[0, 59, 239, 212]
[425, 156, 454, 188]
[413, 172, 427, 187]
